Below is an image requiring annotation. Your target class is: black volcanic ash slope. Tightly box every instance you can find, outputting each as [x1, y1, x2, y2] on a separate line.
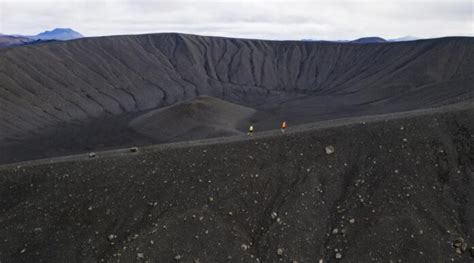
[0, 34, 473, 163]
[130, 96, 256, 142]
[0, 104, 473, 262]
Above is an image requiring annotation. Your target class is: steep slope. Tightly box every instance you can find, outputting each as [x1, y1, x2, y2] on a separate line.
[0, 34, 473, 163]
[0, 104, 473, 262]
[130, 96, 256, 142]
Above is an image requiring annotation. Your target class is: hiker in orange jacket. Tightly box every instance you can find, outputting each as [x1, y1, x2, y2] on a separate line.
[280, 121, 287, 133]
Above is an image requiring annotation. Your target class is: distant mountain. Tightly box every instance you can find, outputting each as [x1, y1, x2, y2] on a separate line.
[389, 36, 419, 42]
[302, 36, 419, 43]
[301, 37, 388, 43]
[32, 28, 83, 41]
[301, 39, 349, 43]
[0, 28, 83, 48]
[351, 37, 387, 43]
[0, 35, 33, 48]
[0, 35, 56, 48]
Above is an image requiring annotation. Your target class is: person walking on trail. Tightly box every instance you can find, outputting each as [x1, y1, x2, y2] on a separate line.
[248, 125, 254, 136]
[280, 121, 287, 133]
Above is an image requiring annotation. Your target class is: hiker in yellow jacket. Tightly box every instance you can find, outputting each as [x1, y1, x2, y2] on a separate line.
[248, 125, 254, 136]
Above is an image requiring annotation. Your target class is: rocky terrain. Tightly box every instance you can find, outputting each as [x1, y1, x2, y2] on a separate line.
[0, 32, 473, 262]
[0, 103, 473, 262]
[0, 34, 473, 163]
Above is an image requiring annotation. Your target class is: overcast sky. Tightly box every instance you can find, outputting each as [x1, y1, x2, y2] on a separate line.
[0, 0, 472, 40]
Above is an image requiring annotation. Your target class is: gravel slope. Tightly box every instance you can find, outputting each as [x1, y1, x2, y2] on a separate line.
[0, 104, 473, 262]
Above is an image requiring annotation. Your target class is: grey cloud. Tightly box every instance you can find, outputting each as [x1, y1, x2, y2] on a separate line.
[0, 0, 472, 39]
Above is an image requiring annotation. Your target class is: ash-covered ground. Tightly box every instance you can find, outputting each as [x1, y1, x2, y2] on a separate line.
[0, 104, 473, 262]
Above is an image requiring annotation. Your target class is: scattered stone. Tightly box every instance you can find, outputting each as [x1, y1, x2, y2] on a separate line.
[208, 197, 214, 202]
[453, 237, 464, 248]
[277, 248, 284, 257]
[455, 248, 462, 254]
[107, 234, 117, 241]
[88, 152, 96, 158]
[174, 254, 182, 261]
[241, 244, 249, 251]
[325, 145, 335, 155]
[335, 252, 342, 259]
[137, 253, 144, 259]
[349, 218, 355, 224]
[332, 228, 339, 235]
[20, 247, 26, 254]
[271, 212, 278, 220]
[461, 243, 467, 252]
[129, 147, 139, 153]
